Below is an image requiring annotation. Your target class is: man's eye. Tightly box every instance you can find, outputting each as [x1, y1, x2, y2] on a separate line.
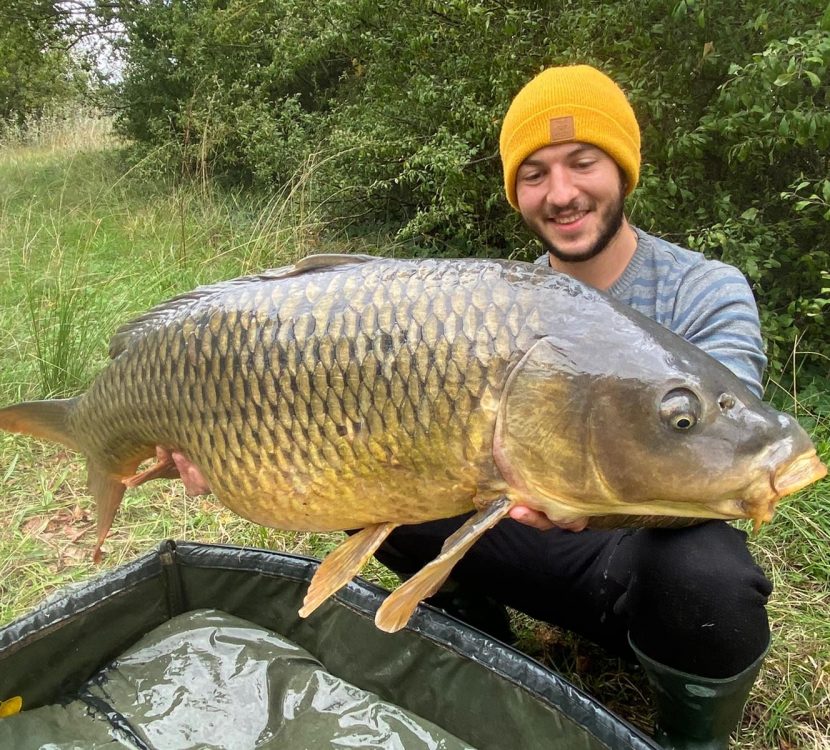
[519, 171, 542, 182]
[575, 160, 595, 169]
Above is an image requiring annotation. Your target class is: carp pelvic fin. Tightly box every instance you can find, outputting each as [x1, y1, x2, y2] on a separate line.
[123, 452, 179, 487]
[299, 522, 398, 619]
[0, 399, 80, 451]
[374, 496, 513, 633]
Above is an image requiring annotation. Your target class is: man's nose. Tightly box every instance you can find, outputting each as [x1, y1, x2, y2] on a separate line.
[545, 168, 579, 207]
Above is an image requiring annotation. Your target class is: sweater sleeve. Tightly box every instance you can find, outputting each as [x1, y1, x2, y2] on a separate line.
[670, 263, 767, 397]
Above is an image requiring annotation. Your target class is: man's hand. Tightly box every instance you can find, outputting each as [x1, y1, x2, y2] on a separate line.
[508, 505, 589, 532]
[155, 446, 212, 496]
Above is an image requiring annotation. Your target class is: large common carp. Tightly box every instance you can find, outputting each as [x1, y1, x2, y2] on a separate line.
[0, 255, 825, 632]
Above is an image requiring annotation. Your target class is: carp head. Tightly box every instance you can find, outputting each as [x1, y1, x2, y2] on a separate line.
[494, 314, 827, 528]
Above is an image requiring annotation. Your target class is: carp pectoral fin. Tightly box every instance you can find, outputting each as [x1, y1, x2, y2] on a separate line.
[299, 522, 398, 619]
[375, 496, 513, 634]
[88, 461, 133, 563]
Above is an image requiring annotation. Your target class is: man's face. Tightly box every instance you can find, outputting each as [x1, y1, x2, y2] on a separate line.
[515, 143, 626, 263]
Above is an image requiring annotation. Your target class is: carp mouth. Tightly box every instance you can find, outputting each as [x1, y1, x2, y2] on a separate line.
[739, 449, 827, 532]
[771, 449, 827, 498]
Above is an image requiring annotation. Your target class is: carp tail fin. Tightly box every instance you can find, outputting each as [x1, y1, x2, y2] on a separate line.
[374, 496, 513, 633]
[0, 398, 143, 563]
[0, 398, 81, 451]
[299, 522, 398, 619]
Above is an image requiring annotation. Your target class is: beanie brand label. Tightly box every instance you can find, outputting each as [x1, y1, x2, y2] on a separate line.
[549, 116, 575, 143]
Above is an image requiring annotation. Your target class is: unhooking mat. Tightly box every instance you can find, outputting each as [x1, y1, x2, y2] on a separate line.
[0, 608, 474, 750]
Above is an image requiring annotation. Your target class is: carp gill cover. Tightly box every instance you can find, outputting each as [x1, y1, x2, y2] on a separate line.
[0, 255, 825, 632]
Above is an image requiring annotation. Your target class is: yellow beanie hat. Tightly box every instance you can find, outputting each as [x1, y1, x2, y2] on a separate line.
[499, 65, 641, 210]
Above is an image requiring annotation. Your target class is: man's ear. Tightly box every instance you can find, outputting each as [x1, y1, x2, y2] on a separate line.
[619, 166, 628, 194]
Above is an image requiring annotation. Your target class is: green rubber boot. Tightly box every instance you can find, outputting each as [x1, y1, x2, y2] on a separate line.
[630, 637, 769, 750]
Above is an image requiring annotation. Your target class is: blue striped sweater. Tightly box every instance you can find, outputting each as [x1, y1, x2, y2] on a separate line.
[536, 228, 767, 396]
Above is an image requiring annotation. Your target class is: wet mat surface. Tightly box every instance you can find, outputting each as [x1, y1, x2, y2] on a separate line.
[0, 609, 475, 749]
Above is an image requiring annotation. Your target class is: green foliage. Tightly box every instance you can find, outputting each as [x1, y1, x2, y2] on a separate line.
[23, 257, 102, 398]
[0, 1, 91, 128]
[109, 0, 830, 379]
[667, 27, 830, 377]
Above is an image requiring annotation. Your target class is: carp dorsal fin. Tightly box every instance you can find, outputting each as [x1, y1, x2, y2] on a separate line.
[289, 252, 379, 272]
[299, 521, 398, 619]
[108, 253, 382, 358]
[374, 496, 513, 633]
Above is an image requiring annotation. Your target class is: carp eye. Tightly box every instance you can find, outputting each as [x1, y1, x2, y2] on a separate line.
[660, 388, 700, 432]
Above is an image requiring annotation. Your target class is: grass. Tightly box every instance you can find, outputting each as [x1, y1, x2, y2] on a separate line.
[0, 117, 828, 749]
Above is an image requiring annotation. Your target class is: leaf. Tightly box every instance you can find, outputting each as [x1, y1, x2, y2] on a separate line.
[1, 453, 19, 483]
[0, 697, 23, 718]
[671, 0, 688, 20]
[804, 70, 821, 88]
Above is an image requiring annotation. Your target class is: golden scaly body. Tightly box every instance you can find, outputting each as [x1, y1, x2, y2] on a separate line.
[70, 257, 555, 530]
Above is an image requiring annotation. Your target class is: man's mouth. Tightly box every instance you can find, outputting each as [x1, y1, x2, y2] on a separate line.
[547, 210, 589, 226]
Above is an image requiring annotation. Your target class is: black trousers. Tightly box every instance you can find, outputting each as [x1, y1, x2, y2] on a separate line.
[375, 517, 772, 678]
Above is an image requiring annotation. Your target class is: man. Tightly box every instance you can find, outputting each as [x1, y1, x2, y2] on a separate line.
[369, 65, 773, 750]
[164, 66, 773, 750]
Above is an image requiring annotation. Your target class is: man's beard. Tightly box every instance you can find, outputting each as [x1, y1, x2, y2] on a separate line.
[535, 191, 626, 264]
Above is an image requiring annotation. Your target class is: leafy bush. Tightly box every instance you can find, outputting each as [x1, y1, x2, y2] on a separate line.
[666, 28, 830, 377]
[0, 0, 92, 130]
